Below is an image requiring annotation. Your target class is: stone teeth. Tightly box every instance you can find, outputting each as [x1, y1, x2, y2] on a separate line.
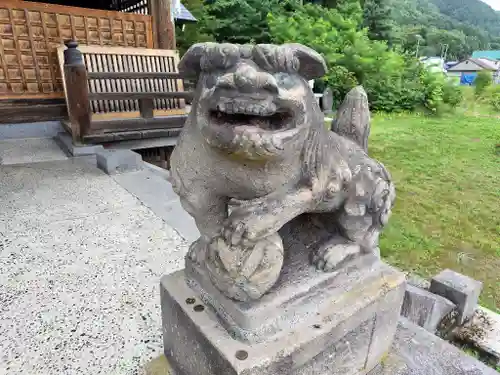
[271, 136, 284, 150]
[219, 101, 277, 117]
[225, 103, 234, 114]
[244, 105, 252, 115]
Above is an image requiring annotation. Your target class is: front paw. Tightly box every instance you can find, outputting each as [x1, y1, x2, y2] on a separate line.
[186, 238, 208, 264]
[222, 212, 279, 247]
[311, 242, 360, 272]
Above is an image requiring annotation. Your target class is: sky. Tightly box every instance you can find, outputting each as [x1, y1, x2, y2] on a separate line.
[480, 0, 500, 10]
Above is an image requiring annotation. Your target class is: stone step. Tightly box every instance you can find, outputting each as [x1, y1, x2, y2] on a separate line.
[0, 137, 68, 165]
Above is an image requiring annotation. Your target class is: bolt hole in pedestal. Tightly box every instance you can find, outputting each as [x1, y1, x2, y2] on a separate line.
[235, 350, 249, 361]
[193, 304, 205, 312]
[186, 298, 196, 305]
[313, 324, 322, 329]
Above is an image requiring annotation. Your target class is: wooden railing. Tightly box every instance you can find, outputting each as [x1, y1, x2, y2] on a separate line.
[0, 0, 154, 100]
[60, 41, 192, 144]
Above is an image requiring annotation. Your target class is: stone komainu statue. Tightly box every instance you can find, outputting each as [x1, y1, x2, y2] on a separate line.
[170, 42, 396, 302]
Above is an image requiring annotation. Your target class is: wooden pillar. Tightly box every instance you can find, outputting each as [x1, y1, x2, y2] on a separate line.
[63, 40, 91, 144]
[150, 0, 176, 49]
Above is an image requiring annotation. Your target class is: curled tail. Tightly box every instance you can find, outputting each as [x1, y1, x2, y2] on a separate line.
[331, 85, 371, 153]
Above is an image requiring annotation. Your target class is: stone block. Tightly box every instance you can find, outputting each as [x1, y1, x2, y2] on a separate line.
[0, 121, 63, 140]
[96, 149, 143, 175]
[161, 254, 406, 375]
[147, 318, 500, 375]
[429, 269, 482, 325]
[453, 306, 500, 365]
[405, 273, 430, 290]
[369, 318, 499, 375]
[55, 131, 103, 156]
[400, 284, 456, 332]
[102, 136, 177, 151]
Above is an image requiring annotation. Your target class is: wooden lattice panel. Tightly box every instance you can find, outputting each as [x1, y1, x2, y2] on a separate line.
[57, 45, 186, 121]
[112, 0, 150, 15]
[0, 0, 153, 99]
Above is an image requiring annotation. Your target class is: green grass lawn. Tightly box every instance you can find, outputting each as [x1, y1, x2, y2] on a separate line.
[368, 111, 499, 311]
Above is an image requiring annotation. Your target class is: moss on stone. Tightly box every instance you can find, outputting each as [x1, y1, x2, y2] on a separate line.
[144, 355, 173, 375]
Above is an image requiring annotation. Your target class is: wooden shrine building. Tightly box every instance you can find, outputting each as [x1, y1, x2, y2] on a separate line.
[0, 0, 195, 146]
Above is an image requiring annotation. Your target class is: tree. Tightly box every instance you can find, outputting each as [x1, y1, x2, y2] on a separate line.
[268, 3, 406, 110]
[362, 0, 395, 45]
[390, 0, 499, 59]
[268, 3, 460, 113]
[204, 0, 300, 44]
[175, 0, 215, 56]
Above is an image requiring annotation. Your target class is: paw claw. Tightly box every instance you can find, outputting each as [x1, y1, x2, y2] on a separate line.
[187, 239, 208, 264]
[231, 222, 245, 246]
[311, 243, 361, 272]
[223, 228, 232, 243]
[222, 212, 277, 249]
[316, 259, 324, 270]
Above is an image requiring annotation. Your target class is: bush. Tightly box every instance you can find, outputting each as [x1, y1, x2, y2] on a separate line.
[419, 69, 445, 113]
[474, 70, 493, 97]
[484, 85, 500, 111]
[442, 81, 463, 108]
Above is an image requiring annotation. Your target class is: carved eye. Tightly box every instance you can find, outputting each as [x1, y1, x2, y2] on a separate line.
[201, 44, 240, 72]
[204, 74, 217, 89]
[239, 45, 253, 59]
[274, 72, 299, 90]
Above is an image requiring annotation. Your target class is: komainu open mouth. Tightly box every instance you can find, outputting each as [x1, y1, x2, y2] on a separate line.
[209, 106, 293, 131]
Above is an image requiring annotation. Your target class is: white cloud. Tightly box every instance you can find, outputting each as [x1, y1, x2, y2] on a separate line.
[480, 0, 500, 10]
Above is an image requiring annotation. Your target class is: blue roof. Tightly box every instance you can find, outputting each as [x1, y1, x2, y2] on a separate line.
[471, 50, 500, 60]
[175, 3, 197, 22]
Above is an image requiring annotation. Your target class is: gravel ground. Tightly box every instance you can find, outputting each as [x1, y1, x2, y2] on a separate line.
[0, 158, 188, 375]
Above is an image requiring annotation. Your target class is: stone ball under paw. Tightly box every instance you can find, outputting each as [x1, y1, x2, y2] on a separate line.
[205, 233, 284, 302]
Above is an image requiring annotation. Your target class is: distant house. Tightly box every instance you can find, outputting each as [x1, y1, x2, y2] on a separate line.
[447, 58, 500, 85]
[174, 2, 198, 23]
[420, 57, 446, 73]
[444, 61, 459, 70]
[471, 50, 500, 61]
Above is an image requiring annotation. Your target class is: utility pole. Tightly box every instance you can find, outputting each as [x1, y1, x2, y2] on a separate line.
[415, 37, 421, 58]
[441, 44, 449, 62]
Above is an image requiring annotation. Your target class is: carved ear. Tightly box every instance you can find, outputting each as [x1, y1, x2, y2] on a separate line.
[285, 43, 327, 80]
[178, 42, 215, 78]
[178, 42, 241, 78]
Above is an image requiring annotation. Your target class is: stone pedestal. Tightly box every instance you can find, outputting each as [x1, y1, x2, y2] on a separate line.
[161, 250, 406, 375]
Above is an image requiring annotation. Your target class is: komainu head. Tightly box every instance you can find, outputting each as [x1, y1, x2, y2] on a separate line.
[179, 42, 327, 161]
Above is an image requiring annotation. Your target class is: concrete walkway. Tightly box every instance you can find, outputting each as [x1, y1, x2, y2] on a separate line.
[111, 165, 199, 244]
[0, 137, 68, 165]
[0, 142, 189, 375]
